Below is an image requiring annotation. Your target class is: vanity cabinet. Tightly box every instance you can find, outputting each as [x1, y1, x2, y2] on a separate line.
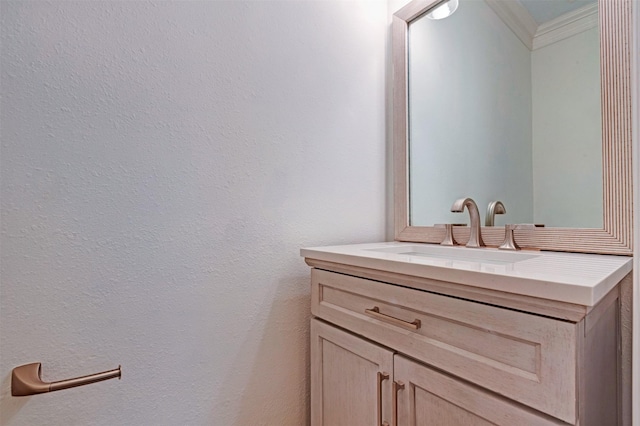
[311, 319, 393, 426]
[308, 266, 623, 426]
[393, 354, 559, 425]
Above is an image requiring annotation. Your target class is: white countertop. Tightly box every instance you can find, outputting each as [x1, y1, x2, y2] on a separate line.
[300, 242, 632, 306]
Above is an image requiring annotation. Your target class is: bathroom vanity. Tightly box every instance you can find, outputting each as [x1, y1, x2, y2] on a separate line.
[302, 243, 632, 425]
[305, 0, 636, 422]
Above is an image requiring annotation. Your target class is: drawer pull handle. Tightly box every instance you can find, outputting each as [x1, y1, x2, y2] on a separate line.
[377, 371, 390, 426]
[392, 380, 405, 426]
[365, 307, 421, 330]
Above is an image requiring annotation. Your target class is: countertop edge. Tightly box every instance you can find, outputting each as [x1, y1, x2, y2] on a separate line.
[300, 244, 632, 307]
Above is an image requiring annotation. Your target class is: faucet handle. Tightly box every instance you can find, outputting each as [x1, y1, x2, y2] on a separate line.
[435, 224, 466, 246]
[499, 224, 520, 251]
[499, 224, 537, 251]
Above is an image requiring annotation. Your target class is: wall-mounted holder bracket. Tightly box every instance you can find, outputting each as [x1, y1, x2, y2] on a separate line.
[11, 362, 121, 396]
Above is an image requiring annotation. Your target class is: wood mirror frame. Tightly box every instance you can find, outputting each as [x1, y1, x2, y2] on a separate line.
[393, 0, 633, 255]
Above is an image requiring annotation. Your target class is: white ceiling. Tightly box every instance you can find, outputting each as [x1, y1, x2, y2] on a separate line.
[519, 0, 597, 24]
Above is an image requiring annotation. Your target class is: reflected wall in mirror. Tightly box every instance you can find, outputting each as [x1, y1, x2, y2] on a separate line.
[393, 0, 632, 254]
[409, 0, 602, 228]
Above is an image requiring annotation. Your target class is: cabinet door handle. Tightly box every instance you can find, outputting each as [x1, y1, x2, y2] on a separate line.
[392, 380, 405, 426]
[365, 307, 421, 330]
[377, 371, 390, 426]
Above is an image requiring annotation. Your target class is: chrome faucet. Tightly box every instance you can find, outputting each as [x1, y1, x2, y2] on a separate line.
[485, 200, 506, 226]
[451, 197, 484, 248]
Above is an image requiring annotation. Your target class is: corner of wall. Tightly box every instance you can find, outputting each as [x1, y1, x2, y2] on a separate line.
[631, 1, 639, 425]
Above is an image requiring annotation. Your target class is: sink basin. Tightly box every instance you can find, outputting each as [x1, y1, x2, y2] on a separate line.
[300, 242, 633, 306]
[365, 244, 539, 265]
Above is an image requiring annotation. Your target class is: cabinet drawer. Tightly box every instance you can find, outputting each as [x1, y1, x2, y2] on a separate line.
[311, 269, 578, 423]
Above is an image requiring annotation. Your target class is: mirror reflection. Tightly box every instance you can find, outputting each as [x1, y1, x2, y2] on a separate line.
[408, 0, 601, 228]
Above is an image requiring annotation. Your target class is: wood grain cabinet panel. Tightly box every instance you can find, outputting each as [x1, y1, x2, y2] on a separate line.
[311, 319, 394, 426]
[312, 268, 577, 423]
[394, 354, 565, 426]
[309, 267, 622, 426]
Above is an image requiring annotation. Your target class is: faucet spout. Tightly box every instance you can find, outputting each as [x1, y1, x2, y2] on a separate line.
[451, 198, 484, 248]
[485, 200, 506, 227]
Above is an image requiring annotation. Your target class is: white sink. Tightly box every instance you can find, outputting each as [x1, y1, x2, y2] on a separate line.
[365, 244, 538, 265]
[300, 242, 632, 306]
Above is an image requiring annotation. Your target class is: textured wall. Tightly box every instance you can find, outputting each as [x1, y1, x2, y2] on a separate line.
[532, 27, 602, 228]
[0, 1, 387, 424]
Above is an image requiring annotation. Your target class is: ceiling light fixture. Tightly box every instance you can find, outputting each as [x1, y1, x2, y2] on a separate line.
[426, 0, 459, 20]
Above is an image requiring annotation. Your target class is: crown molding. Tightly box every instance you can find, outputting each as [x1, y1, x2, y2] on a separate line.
[484, 1, 598, 51]
[484, 0, 537, 50]
[533, 3, 598, 50]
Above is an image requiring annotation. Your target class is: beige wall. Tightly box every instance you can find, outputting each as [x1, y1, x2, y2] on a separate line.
[532, 26, 602, 228]
[0, 1, 388, 424]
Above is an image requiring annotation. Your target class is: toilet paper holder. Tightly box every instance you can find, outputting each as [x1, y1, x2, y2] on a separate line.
[11, 362, 121, 396]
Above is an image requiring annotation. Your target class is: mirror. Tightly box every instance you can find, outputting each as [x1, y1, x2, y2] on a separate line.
[409, 0, 601, 228]
[393, 0, 633, 254]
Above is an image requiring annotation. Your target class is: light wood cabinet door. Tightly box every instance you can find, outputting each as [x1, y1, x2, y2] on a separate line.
[311, 319, 394, 426]
[312, 268, 578, 423]
[393, 355, 564, 426]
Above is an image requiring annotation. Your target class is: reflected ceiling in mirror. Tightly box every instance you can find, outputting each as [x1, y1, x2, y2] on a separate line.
[408, 0, 602, 228]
